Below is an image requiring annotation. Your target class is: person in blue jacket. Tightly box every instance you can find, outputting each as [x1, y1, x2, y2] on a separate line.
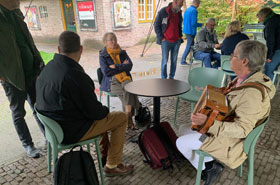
[221, 21, 249, 55]
[180, 0, 202, 65]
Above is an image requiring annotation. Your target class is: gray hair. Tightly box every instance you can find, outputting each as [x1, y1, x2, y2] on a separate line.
[257, 7, 273, 19]
[206, 18, 216, 23]
[236, 40, 267, 72]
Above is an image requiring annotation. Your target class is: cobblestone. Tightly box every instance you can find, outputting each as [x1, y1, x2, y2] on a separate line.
[1, 42, 280, 185]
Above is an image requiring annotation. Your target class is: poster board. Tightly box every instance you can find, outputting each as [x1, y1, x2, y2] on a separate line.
[25, 6, 41, 30]
[112, 0, 131, 30]
[77, 0, 97, 30]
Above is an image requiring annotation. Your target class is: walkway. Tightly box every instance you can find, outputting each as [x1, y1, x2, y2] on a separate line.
[0, 42, 279, 185]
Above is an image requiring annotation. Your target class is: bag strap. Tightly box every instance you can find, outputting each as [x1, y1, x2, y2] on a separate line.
[224, 82, 265, 101]
[227, 82, 265, 100]
[137, 131, 155, 167]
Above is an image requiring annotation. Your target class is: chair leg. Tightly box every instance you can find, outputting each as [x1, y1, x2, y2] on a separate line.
[99, 89, 102, 102]
[52, 146, 58, 172]
[248, 151, 254, 185]
[174, 97, 180, 125]
[47, 142, 51, 173]
[195, 153, 205, 185]
[106, 95, 110, 111]
[86, 144, 90, 153]
[238, 164, 243, 177]
[191, 102, 194, 113]
[95, 139, 105, 185]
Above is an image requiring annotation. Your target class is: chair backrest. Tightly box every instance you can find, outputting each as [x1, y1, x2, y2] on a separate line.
[35, 107, 64, 144]
[40, 51, 55, 64]
[188, 67, 225, 89]
[221, 55, 233, 72]
[243, 117, 269, 155]
[97, 67, 103, 85]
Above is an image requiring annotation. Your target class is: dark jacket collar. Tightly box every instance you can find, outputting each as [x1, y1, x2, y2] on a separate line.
[53, 53, 84, 71]
[264, 12, 276, 25]
[99, 47, 126, 57]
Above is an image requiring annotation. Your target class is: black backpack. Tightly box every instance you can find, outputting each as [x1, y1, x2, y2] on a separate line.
[135, 105, 151, 127]
[54, 145, 99, 185]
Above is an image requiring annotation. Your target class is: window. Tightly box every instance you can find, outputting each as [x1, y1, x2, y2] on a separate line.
[138, 0, 155, 23]
[39, 6, 48, 18]
[76, 0, 97, 30]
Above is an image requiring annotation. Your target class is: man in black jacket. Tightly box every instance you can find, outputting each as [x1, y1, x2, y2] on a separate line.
[257, 7, 280, 80]
[36, 31, 134, 177]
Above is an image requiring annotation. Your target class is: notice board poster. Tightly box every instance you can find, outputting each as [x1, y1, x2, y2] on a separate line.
[112, 1, 131, 30]
[25, 6, 41, 30]
[77, 0, 97, 30]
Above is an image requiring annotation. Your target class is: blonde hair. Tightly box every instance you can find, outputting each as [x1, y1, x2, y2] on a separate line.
[102, 32, 117, 44]
[224, 21, 241, 38]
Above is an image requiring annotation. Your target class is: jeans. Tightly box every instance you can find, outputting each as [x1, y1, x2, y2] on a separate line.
[194, 51, 221, 68]
[264, 50, 280, 80]
[1, 77, 45, 148]
[161, 39, 182, 79]
[180, 34, 195, 64]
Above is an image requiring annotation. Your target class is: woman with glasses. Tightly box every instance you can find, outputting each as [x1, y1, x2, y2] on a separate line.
[99, 32, 140, 129]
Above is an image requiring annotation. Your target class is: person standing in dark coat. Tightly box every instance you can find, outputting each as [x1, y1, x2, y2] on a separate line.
[154, 0, 184, 79]
[0, 0, 45, 158]
[257, 7, 280, 80]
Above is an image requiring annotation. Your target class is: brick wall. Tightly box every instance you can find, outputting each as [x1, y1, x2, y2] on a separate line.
[20, 0, 172, 47]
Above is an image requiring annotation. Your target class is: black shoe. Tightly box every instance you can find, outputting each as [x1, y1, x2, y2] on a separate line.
[180, 62, 190, 66]
[204, 161, 224, 185]
[24, 145, 40, 158]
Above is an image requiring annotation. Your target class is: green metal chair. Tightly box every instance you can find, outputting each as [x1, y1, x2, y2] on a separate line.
[272, 69, 280, 90]
[220, 55, 235, 76]
[97, 67, 117, 111]
[174, 67, 225, 125]
[194, 117, 269, 185]
[35, 107, 105, 185]
[188, 47, 204, 72]
[39, 51, 55, 64]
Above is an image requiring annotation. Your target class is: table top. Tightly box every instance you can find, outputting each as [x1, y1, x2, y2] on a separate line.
[124, 78, 190, 97]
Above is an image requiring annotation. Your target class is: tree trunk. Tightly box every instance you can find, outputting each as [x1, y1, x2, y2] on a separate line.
[231, 0, 237, 21]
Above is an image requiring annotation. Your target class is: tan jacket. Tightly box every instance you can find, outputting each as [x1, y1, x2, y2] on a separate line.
[200, 72, 275, 169]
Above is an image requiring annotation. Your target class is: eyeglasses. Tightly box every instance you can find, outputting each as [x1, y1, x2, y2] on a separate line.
[230, 54, 238, 59]
[106, 39, 115, 42]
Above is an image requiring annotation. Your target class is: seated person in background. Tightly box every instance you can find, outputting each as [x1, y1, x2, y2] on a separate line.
[221, 21, 249, 55]
[193, 18, 221, 68]
[99, 32, 140, 129]
[176, 40, 275, 185]
[36, 31, 134, 177]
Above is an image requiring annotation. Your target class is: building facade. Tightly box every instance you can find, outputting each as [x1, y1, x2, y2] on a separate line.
[20, 0, 176, 47]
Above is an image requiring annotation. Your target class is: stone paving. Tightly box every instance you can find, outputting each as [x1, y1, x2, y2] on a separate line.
[1, 42, 280, 185]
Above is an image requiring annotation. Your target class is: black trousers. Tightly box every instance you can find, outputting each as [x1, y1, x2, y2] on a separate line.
[1, 77, 45, 147]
